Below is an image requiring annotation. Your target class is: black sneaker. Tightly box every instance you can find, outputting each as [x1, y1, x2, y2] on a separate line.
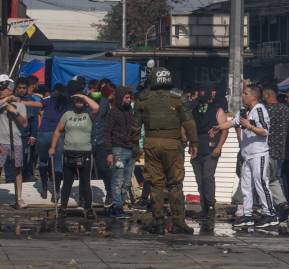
[51, 192, 60, 203]
[84, 208, 96, 220]
[104, 194, 113, 208]
[78, 200, 86, 210]
[111, 208, 130, 219]
[255, 215, 279, 228]
[233, 216, 254, 228]
[131, 199, 148, 212]
[40, 188, 48, 199]
[58, 208, 67, 218]
[278, 203, 289, 223]
[171, 223, 194, 234]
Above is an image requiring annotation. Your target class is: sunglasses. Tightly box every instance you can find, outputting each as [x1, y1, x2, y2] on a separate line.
[0, 87, 12, 92]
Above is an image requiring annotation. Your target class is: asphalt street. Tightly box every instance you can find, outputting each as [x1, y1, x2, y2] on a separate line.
[0, 182, 288, 269]
[0, 205, 289, 269]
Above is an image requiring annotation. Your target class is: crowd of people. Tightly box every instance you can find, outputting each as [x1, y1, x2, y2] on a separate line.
[0, 67, 289, 234]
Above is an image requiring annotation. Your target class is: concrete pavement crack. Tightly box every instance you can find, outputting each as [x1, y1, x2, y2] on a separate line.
[165, 239, 207, 269]
[82, 240, 112, 269]
[265, 251, 289, 266]
[0, 246, 16, 269]
[182, 252, 208, 269]
[237, 237, 289, 266]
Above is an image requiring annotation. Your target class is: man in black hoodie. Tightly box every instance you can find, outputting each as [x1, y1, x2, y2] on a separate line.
[105, 87, 133, 219]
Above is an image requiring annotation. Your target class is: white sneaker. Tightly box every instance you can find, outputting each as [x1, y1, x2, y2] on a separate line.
[15, 199, 28, 209]
[235, 205, 244, 217]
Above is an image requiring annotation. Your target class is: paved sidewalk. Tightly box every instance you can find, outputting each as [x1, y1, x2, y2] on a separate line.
[1, 232, 289, 268]
[0, 180, 106, 207]
[1, 181, 289, 269]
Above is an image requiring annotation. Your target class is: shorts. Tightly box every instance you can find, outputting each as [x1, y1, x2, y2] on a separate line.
[0, 144, 23, 168]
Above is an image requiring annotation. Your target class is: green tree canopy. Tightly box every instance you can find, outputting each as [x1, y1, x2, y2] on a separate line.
[98, 0, 184, 46]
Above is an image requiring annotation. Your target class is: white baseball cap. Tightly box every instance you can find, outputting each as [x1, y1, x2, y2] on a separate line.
[0, 74, 15, 90]
[0, 74, 14, 83]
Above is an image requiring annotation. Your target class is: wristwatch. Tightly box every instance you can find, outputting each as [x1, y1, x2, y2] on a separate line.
[13, 111, 20, 117]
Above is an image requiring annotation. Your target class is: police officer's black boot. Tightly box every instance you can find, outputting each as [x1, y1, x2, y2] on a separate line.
[146, 186, 166, 235]
[169, 184, 194, 235]
[171, 222, 194, 234]
[39, 166, 48, 199]
[151, 221, 165, 235]
[143, 218, 165, 235]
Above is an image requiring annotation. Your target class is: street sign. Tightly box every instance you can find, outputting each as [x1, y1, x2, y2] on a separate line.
[7, 18, 34, 36]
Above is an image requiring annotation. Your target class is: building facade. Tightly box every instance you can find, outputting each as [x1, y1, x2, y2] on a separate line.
[23, 0, 111, 40]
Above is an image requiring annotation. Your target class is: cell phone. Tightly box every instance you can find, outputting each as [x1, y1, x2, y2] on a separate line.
[240, 108, 247, 119]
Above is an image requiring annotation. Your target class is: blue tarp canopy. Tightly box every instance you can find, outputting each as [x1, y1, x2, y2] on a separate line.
[51, 56, 140, 90]
[278, 77, 289, 93]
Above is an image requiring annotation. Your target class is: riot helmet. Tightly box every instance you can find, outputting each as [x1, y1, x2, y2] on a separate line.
[150, 67, 173, 90]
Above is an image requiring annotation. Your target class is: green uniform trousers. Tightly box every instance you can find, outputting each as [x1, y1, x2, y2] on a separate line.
[144, 137, 186, 225]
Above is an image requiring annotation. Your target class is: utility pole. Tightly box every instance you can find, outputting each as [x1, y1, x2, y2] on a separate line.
[0, 0, 9, 74]
[88, 0, 125, 85]
[121, 0, 126, 86]
[89, 0, 126, 86]
[228, 0, 244, 113]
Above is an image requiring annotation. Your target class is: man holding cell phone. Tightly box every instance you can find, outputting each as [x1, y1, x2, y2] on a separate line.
[210, 82, 278, 228]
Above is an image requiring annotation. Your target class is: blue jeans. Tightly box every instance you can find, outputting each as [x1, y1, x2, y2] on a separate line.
[38, 132, 64, 172]
[111, 147, 134, 209]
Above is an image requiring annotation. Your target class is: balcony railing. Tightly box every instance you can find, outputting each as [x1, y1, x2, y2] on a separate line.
[256, 41, 281, 58]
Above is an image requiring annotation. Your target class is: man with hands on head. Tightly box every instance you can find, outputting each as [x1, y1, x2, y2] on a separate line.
[210, 81, 278, 228]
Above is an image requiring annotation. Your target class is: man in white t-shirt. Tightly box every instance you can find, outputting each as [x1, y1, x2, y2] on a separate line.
[0, 75, 28, 209]
[210, 82, 278, 228]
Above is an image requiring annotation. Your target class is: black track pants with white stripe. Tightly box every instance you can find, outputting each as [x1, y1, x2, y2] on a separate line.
[241, 152, 276, 216]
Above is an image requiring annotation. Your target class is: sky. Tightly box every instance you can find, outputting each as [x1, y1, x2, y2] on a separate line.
[22, 0, 225, 40]
[23, 0, 225, 13]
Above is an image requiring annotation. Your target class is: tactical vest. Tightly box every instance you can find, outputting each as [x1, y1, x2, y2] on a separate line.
[143, 90, 182, 131]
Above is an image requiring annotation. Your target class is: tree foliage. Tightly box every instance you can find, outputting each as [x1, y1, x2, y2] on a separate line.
[98, 0, 184, 46]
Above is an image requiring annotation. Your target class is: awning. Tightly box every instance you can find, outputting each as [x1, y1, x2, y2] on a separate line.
[26, 25, 53, 54]
[105, 49, 254, 58]
[278, 77, 289, 92]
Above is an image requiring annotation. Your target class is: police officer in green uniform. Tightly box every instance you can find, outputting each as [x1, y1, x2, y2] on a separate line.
[131, 67, 198, 235]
